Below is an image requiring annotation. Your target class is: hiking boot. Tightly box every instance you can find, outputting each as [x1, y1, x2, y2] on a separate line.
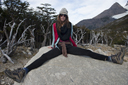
[111, 48, 125, 64]
[4, 68, 26, 83]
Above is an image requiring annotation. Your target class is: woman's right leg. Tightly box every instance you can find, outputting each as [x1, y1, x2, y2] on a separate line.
[4, 47, 62, 83]
[26, 47, 62, 72]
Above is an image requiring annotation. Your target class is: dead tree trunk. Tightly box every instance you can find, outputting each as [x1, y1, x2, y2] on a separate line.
[40, 24, 51, 46]
[104, 34, 108, 45]
[28, 28, 36, 49]
[109, 36, 113, 46]
[124, 35, 128, 47]
[100, 31, 104, 44]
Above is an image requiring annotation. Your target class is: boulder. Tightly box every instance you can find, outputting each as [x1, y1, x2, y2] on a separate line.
[94, 49, 107, 55]
[14, 46, 128, 85]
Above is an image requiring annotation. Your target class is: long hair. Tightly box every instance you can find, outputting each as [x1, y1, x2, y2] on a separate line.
[56, 14, 70, 31]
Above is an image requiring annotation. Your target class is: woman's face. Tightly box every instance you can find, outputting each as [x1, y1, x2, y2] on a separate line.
[60, 14, 67, 22]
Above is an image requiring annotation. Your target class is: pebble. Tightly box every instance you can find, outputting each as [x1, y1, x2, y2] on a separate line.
[1, 81, 5, 84]
[27, 49, 32, 55]
[22, 51, 27, 54]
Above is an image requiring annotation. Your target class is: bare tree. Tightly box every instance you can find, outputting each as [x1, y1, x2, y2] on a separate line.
[90, 30, 100, 46]
[73, 28, 86, 45]
[0, 19, 35, 63]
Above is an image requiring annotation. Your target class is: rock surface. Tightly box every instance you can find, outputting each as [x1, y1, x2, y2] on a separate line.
[14, 46, 128, 85]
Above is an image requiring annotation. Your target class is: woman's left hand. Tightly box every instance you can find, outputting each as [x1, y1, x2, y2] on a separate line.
[48, 46, 52, 49]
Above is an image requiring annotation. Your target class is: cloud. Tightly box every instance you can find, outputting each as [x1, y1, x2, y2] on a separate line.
[22, 0, 127, 24]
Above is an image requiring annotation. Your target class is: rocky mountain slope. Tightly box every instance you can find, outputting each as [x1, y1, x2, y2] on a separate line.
[76, 17, 115, 30]
[76, 2, 127, 29]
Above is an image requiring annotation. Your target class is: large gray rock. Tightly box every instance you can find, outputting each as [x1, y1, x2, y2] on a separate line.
[14, 46, 128, 85]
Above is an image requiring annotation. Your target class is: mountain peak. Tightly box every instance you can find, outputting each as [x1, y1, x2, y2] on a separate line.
[109, 2, 122, 10]
[113, 2, 120, 6]
[93, 2, 127, 19]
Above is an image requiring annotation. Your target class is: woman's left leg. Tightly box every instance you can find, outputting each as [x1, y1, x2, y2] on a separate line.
[66, 44, 109, 61]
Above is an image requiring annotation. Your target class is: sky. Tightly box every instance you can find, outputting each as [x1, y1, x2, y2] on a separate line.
[21, 0, 127, 25]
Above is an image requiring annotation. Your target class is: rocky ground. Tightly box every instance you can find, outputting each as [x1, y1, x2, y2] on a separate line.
[0, 44, 128, 85]
[0, 46, 38, 85]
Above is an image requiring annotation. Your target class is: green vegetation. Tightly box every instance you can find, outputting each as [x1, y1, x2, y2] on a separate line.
[97, 15, 128, 45]
[0, 0, 57, 48]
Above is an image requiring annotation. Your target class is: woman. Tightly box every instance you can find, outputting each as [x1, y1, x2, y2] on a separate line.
[4, 8, 125, 83]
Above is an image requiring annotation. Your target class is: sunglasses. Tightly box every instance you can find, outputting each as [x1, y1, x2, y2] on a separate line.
[60, 14, 67, 17]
